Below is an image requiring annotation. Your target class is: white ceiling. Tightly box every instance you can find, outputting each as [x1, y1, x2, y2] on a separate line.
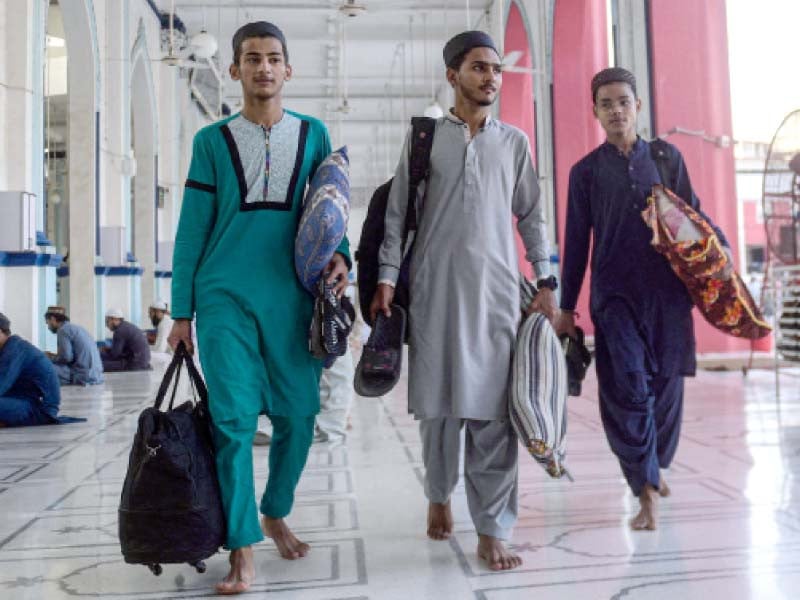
[164, 0, 499, 189]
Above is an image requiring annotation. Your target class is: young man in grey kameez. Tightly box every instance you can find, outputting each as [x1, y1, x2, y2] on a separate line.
[371, 31, 558, 571]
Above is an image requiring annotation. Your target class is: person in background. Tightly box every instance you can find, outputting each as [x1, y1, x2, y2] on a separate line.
[147, 300, 174, 355]
[100, 309, 151, 372]
[44, 306, 104, 386]
[0, 312, 62, 426]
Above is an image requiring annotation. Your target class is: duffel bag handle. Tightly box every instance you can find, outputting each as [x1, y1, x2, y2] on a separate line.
[153, 342, 208, 411]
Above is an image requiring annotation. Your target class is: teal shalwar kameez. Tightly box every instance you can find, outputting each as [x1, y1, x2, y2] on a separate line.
[172, 110, 350, 549]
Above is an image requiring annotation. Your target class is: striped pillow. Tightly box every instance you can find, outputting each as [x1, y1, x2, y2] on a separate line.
[511, 279, 570, 479]
[295, 147, 350, 292]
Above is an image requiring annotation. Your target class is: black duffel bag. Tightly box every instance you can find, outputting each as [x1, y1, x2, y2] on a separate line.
[118, 343, 225, 576]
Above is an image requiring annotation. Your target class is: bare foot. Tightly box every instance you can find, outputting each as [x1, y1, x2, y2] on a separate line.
[477, 535, 522, 571]
[659, 477, 671, 498]
[214, 546, 255, 595]
[262, 516, 309, 560]
[427, 501, 453, 540]
[630, 484, 659, 531]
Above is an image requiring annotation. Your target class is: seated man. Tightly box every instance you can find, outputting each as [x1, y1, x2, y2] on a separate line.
[101, 309, 151, 372]
[45, 306, 104, 385]
[0, 312, 62, 426]
[147, 300, 174, 354]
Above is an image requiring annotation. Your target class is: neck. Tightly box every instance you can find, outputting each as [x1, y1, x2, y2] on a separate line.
[607, 130, 638, 156]
[452, 97, 491, 136]
[0, 336, 8, 351]
[240, 96, 284, 127]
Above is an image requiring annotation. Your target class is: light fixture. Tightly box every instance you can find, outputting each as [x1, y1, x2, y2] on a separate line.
[46, 35, 65, 48]
[423, 100, 444, 119]
[339, 0, 366, 18]
[190, 29, 218, 60]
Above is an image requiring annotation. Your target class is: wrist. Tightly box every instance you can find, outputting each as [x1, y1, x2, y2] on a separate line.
[536, 275, 558, 292]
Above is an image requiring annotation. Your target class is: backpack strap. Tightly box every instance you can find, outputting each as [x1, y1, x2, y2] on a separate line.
[404, 116, 436, 235]
[649, 138, 674, 190]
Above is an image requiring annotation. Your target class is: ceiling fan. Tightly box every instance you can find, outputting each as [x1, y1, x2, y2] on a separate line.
[502, 50, 540, 75]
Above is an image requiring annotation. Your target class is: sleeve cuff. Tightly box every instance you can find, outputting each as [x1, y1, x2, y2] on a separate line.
[378, 265, 400, 286]
[532, 260, 550, 279]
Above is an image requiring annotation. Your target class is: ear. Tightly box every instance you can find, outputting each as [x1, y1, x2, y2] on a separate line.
[635, 97, 642, 112]
[284, 63, 292, 81]
[229, 62, 240, 81]
[592, 104, 599, 120]
[446, 67, 457, 89]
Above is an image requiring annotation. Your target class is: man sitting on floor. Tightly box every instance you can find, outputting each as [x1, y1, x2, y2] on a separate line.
[147, 300, 174, 355]
[0, 312, 62, 426]
[45, 306, 104, 386]
[100, 309, 151, 372]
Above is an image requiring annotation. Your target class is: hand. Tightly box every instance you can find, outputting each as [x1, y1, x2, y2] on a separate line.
[554, 311, 578, 338]
[713, 245, 734, 281]
[324, 253, 349, 297]
[369, 283, 395, 323]
[528, 288, 560, 325]
[167, 319, 194, 354]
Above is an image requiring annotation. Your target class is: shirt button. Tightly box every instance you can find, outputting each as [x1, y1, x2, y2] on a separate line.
[629, 166, 634, 172]
[631, 184, 636, 190]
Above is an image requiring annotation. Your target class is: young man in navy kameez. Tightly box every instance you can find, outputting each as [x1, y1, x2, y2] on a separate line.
[556, 68, 730, 531]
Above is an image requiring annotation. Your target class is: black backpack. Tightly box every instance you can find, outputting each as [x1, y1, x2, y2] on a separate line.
[118, 344, 225, 576]
[355, 116, 436, 331]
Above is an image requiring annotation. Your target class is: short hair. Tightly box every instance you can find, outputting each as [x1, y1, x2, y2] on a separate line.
[232, 21, 288, 66]
[591, 67, 637, 103]
[448, 50, 470, 71]
[0, 312, 10, 335]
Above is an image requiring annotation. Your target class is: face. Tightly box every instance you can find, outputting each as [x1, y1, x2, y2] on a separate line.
[105, 317, 121, 332]
[46, 317, 59, 333]
[229, 37, 291, 102]
[447, 46, 502, 108]
[149, 309, 163, 327]
[593, 82, 641, 138]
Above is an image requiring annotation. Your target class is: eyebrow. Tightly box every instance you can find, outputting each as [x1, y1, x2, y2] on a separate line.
[243, 51, 283, 58]
[471, 60, 503, 69]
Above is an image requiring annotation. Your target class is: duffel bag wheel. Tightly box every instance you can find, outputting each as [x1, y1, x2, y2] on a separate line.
[192, 560, 207, 574]
[148, 563, 163, 576]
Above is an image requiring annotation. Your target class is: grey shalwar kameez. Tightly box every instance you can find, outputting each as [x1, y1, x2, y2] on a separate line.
[378, 112, 551, 539]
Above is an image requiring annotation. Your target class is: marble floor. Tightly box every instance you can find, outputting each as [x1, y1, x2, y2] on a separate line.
[1, 361, 799, 599]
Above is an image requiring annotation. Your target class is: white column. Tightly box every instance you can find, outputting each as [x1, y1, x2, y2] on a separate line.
[61, 0, 99, 337]
[614, 0, 654, 139]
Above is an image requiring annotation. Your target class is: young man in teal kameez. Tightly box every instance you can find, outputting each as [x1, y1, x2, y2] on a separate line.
[168, 22, 350, 595]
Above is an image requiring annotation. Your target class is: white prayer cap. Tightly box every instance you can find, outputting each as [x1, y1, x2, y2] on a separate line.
[150, 300, 168, 311]
[105, 308, 124, 319]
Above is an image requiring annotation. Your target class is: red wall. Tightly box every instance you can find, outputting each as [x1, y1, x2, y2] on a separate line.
[551, 0, 608, 329]
[649, 0, 747, 352]
[502, 1, 537, 280]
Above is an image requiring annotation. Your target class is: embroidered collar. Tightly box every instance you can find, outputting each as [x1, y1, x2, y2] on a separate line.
[238, 110, 286, 130]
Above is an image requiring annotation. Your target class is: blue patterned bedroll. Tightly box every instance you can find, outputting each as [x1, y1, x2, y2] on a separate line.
[295, 147, 350, 293]
[511, 278, 571, 480]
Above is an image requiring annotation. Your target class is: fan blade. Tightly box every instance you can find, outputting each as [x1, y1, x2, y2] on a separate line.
[503, 65, 538, 75]
[503, 50, 523, 67]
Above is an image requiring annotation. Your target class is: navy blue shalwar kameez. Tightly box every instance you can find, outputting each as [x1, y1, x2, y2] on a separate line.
[560, 138, 726, 496]
[0, 335, 61, 426]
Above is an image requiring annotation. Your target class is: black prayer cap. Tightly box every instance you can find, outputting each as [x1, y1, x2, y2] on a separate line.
[232, 21, 288, 62]
[443, 30, 499, 69]
[0, 312, 10, 334]
[591, 67, 637, 103]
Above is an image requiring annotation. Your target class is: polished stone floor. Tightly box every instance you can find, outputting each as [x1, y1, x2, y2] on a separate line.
[1, 361, 799, 599]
